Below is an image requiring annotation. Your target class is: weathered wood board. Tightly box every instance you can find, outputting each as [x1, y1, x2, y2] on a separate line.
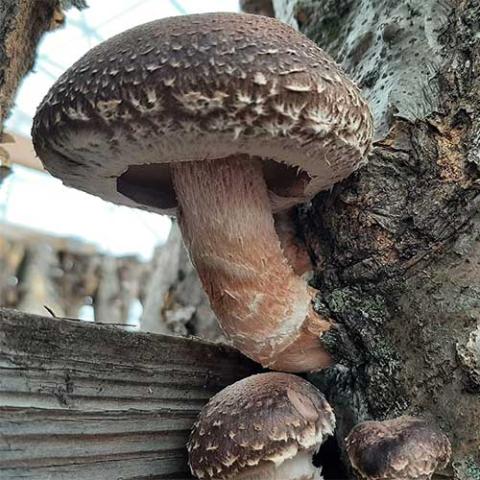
[0, 309, 259, 479]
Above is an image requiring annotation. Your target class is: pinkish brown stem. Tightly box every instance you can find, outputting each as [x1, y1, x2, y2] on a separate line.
[171, 156, 332, 372]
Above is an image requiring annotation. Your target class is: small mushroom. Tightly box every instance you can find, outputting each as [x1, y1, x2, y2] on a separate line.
[32, 13, 373, 371]
[188, 372, 335, 480]
[345, 416, 452, 480]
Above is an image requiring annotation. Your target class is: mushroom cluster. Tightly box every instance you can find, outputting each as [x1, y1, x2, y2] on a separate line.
[32, 11, 452, 480]
[32, 12, 373, 373]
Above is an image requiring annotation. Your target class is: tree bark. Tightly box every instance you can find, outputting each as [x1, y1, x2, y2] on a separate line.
[0, 0, 53, 127]
[266, 0, 480, 478]
[240, 0, 274, 16]
[0, 309, 258, 479]
[141, 223, 183, 334]
[0, 0, 86, 183]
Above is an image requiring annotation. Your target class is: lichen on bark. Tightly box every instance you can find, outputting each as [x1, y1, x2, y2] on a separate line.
[275, 0, 452, 138]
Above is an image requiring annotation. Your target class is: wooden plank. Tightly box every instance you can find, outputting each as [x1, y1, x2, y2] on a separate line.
[0, 309, 259, 479]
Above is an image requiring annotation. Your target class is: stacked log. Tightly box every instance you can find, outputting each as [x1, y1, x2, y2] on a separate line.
[0, 222, 221, 339]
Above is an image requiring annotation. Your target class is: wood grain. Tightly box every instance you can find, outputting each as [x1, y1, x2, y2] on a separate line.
[0, 309, 259, 479]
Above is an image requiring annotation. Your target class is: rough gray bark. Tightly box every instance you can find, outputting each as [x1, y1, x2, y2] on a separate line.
[141, 223, 183, 334]
[0, 0, 53, 127]
[267, 0, 480, 478]
[240, 0, 274, 16]
[0, 308, 258, 479]
[173, 242, 222, 340]
[0, 0, 85, 185]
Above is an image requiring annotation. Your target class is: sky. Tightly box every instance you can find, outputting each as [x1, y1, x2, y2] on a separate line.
[1, 0, 239, 260]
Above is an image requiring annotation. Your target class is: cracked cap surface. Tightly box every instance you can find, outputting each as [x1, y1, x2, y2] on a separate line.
[32, 12, 373, 215]
[187, 372, 335, 480]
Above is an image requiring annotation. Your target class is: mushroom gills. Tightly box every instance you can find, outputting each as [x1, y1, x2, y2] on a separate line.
[116, 159, 311, 212]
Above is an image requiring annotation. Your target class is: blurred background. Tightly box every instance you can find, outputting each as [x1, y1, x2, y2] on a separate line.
[0, 0, 238, 336]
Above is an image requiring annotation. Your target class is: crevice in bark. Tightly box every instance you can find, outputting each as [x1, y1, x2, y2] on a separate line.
[315, 435, 350, 480]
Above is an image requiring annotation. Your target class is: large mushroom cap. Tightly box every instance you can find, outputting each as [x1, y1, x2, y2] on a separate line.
[32, 12, 373, 214]
[346, 416, 452, 480]
[188, 372, 335, 479]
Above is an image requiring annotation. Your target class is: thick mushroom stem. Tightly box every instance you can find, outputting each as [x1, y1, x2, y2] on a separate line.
[171, 155, 331, 372]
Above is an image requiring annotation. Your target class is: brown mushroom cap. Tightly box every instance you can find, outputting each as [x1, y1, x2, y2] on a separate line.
[345, 416, 452, 480]
[32, 12, 372, 215]
[188, 372, 335, 479]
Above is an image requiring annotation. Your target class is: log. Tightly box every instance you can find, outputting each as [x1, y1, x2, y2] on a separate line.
[0, 0, 84, 129]
[141, 223, 183, 334]
[94, 255, 144, 326]
[0, 223, 218, 337]
[0, 224, 131, 320]
[240, 0, 274, 16]
[0, 309, 259, 479]
[267, 0, 480, 477]
[16, 242, 65, 317]
[0, 0, 86, 186]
